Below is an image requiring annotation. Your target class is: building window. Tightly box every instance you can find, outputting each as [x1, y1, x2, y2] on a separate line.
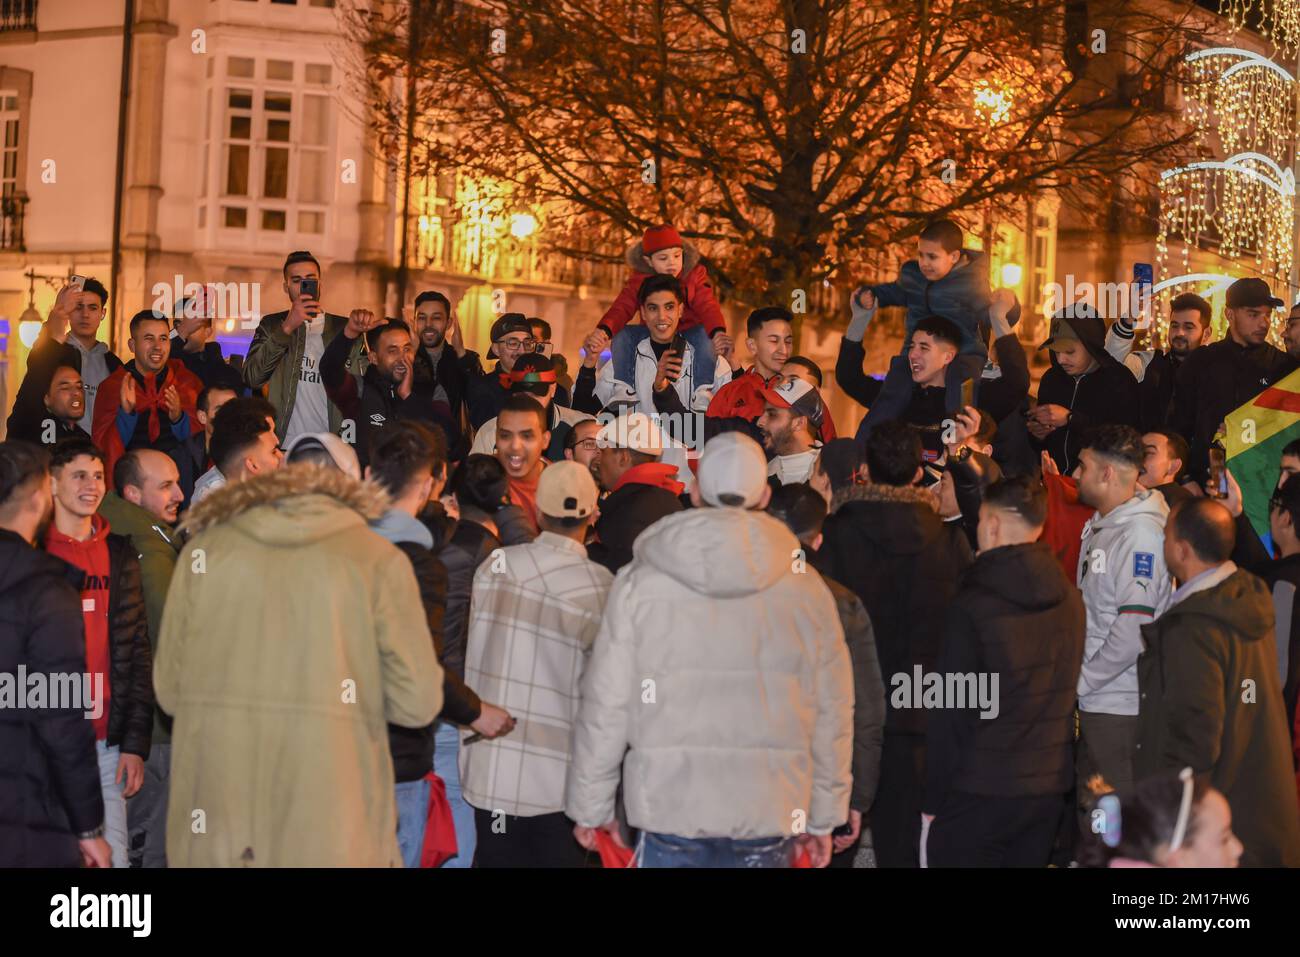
[208, 56, 333, 241]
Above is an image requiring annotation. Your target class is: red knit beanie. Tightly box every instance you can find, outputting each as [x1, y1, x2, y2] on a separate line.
[642, 224, 683, 255]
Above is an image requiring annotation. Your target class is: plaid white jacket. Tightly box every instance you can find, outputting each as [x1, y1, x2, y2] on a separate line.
[460, 531, 614, 817]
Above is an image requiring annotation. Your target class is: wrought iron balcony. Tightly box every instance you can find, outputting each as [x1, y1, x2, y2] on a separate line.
[0, 0, 37, 33]
[1, 192, 28, 251]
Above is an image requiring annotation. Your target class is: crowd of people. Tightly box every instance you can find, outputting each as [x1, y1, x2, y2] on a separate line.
[2, 220, 1300, 869]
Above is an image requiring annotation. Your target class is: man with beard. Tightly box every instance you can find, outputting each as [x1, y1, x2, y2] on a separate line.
[586, 412, 684, 573]
[91, 311, 202, 494]
[7, 363, 90, 445]
[757, 377, 824, 486]
[1284, 301, 1300, 362]
[1107, 293, 1212, 432]
[411, 290, 479, 455]
[1173, 278, 1296, 486]
[1072, 425, 1173, 819]
[563, 418, 602, 483]
[322, 311, 443, 469]
[98, 449, 183, 868]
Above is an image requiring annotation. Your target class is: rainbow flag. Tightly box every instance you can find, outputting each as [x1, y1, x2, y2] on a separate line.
[1225, 367, 1300, 551]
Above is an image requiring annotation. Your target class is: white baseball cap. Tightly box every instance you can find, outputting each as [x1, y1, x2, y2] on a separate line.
[595, 412, 666, 457]
[697, 432, 768, 508]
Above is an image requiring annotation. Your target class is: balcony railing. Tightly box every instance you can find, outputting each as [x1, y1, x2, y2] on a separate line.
[1, 192, 28, 251]
[0, 0, 37, 32]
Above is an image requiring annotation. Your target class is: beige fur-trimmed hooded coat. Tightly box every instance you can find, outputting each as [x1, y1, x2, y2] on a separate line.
[154, 465, 443, 867]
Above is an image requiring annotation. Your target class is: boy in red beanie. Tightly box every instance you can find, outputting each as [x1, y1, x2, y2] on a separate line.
[585, 225, 732, 394]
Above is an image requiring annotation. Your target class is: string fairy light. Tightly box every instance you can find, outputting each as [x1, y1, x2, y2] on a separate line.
[1155, 42, 1297, 348]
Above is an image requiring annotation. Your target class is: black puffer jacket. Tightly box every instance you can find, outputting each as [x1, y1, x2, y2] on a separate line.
[105, 534, 154, 758]
[437, 520, 503, 686]
[816, 482, 973, 736]
[389, 542, 482, 782]
[587, 480, 683, 574]
[922, 542, 1085, 813]
[0, 530, 104, 866]
[1033, 313, 1140, 474]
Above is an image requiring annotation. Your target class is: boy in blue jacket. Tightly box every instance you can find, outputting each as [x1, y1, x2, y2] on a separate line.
[851, 220, 1019, 443]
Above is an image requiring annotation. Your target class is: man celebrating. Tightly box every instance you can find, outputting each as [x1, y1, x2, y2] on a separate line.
[411, 290, 477, 452]
[15, 279, 121, 436]
[1072, 425, 1172, 812]
[470, 353, 593, 461]
[758, 377, 824, 485]
[1107, 292, 1212, 432]
[91, 310, 202, 493]
[587, 412, 683, 574]
[1173, 278, 1297, 485]
[567, 432, 852, 868]
[321, 311, 446, 469]
[493, 394, 550, 537]
[1137, 498, 1300, 866]
[98, 449, 182, 869]
[242, 250, 361, 443]
[7, 363, 90, 445]
[44, 439, 153, 868]
[0, 441, 111, 868]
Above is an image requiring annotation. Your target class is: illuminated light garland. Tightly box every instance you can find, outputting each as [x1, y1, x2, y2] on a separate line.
[1219, 0, 1300, 60]
[1154, 37, 1297, 349]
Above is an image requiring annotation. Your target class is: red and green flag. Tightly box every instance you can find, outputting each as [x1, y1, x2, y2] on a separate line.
[1225, 368, 1300, 550]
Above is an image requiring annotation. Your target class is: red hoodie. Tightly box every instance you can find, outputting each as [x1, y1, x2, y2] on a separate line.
[612, 462, 686, 496]
[46, 513, 113, 740]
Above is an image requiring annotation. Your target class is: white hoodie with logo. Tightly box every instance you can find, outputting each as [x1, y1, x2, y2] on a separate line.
[1076, 489, 1173, 715]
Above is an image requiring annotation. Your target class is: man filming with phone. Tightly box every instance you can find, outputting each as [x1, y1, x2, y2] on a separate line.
[243, 251, 363, 445]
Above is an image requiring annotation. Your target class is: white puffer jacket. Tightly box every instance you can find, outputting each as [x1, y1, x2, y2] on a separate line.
[565, 506, 853, 839]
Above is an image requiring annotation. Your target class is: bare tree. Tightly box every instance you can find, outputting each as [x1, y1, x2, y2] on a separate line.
[342, 0, 1203, 324]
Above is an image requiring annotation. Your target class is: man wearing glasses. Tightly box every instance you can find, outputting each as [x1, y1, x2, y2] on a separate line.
[527, 317, 572, 408]
[466, 314, 536, 432]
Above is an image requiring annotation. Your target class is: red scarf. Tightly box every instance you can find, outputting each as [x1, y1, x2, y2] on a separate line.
[612, 461, 685, 495]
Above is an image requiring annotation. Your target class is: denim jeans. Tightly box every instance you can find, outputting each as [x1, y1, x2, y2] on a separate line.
[395, 777, 431, 869]
[434, 721, 475, 868]
[610, 323, 715, 393]
[96, 740, 128, 868]
[127, 742, 170, 868]
[637, 832, 794, 868]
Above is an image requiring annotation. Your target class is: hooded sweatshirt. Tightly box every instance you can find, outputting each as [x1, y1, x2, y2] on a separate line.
[566, 507, 853, 839]
[1034, 311, 1141, 474]
[45, 514, 113, 740]
[1076, 489, 1172, 715]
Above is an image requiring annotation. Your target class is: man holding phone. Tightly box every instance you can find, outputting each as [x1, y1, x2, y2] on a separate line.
[11, 277, 122, 439]
[591, 273, 732, 416]
[242, 251, 362, 444]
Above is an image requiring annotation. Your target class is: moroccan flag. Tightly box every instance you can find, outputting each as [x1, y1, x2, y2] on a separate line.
[1225, 368, 1300, 551]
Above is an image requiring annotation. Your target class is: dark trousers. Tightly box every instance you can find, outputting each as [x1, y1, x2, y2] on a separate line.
[927, 791, 1066, 867]
[471, 808, 591, 868]
[1076, 711, 1137, 829]
[871, 732, 925, 868]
